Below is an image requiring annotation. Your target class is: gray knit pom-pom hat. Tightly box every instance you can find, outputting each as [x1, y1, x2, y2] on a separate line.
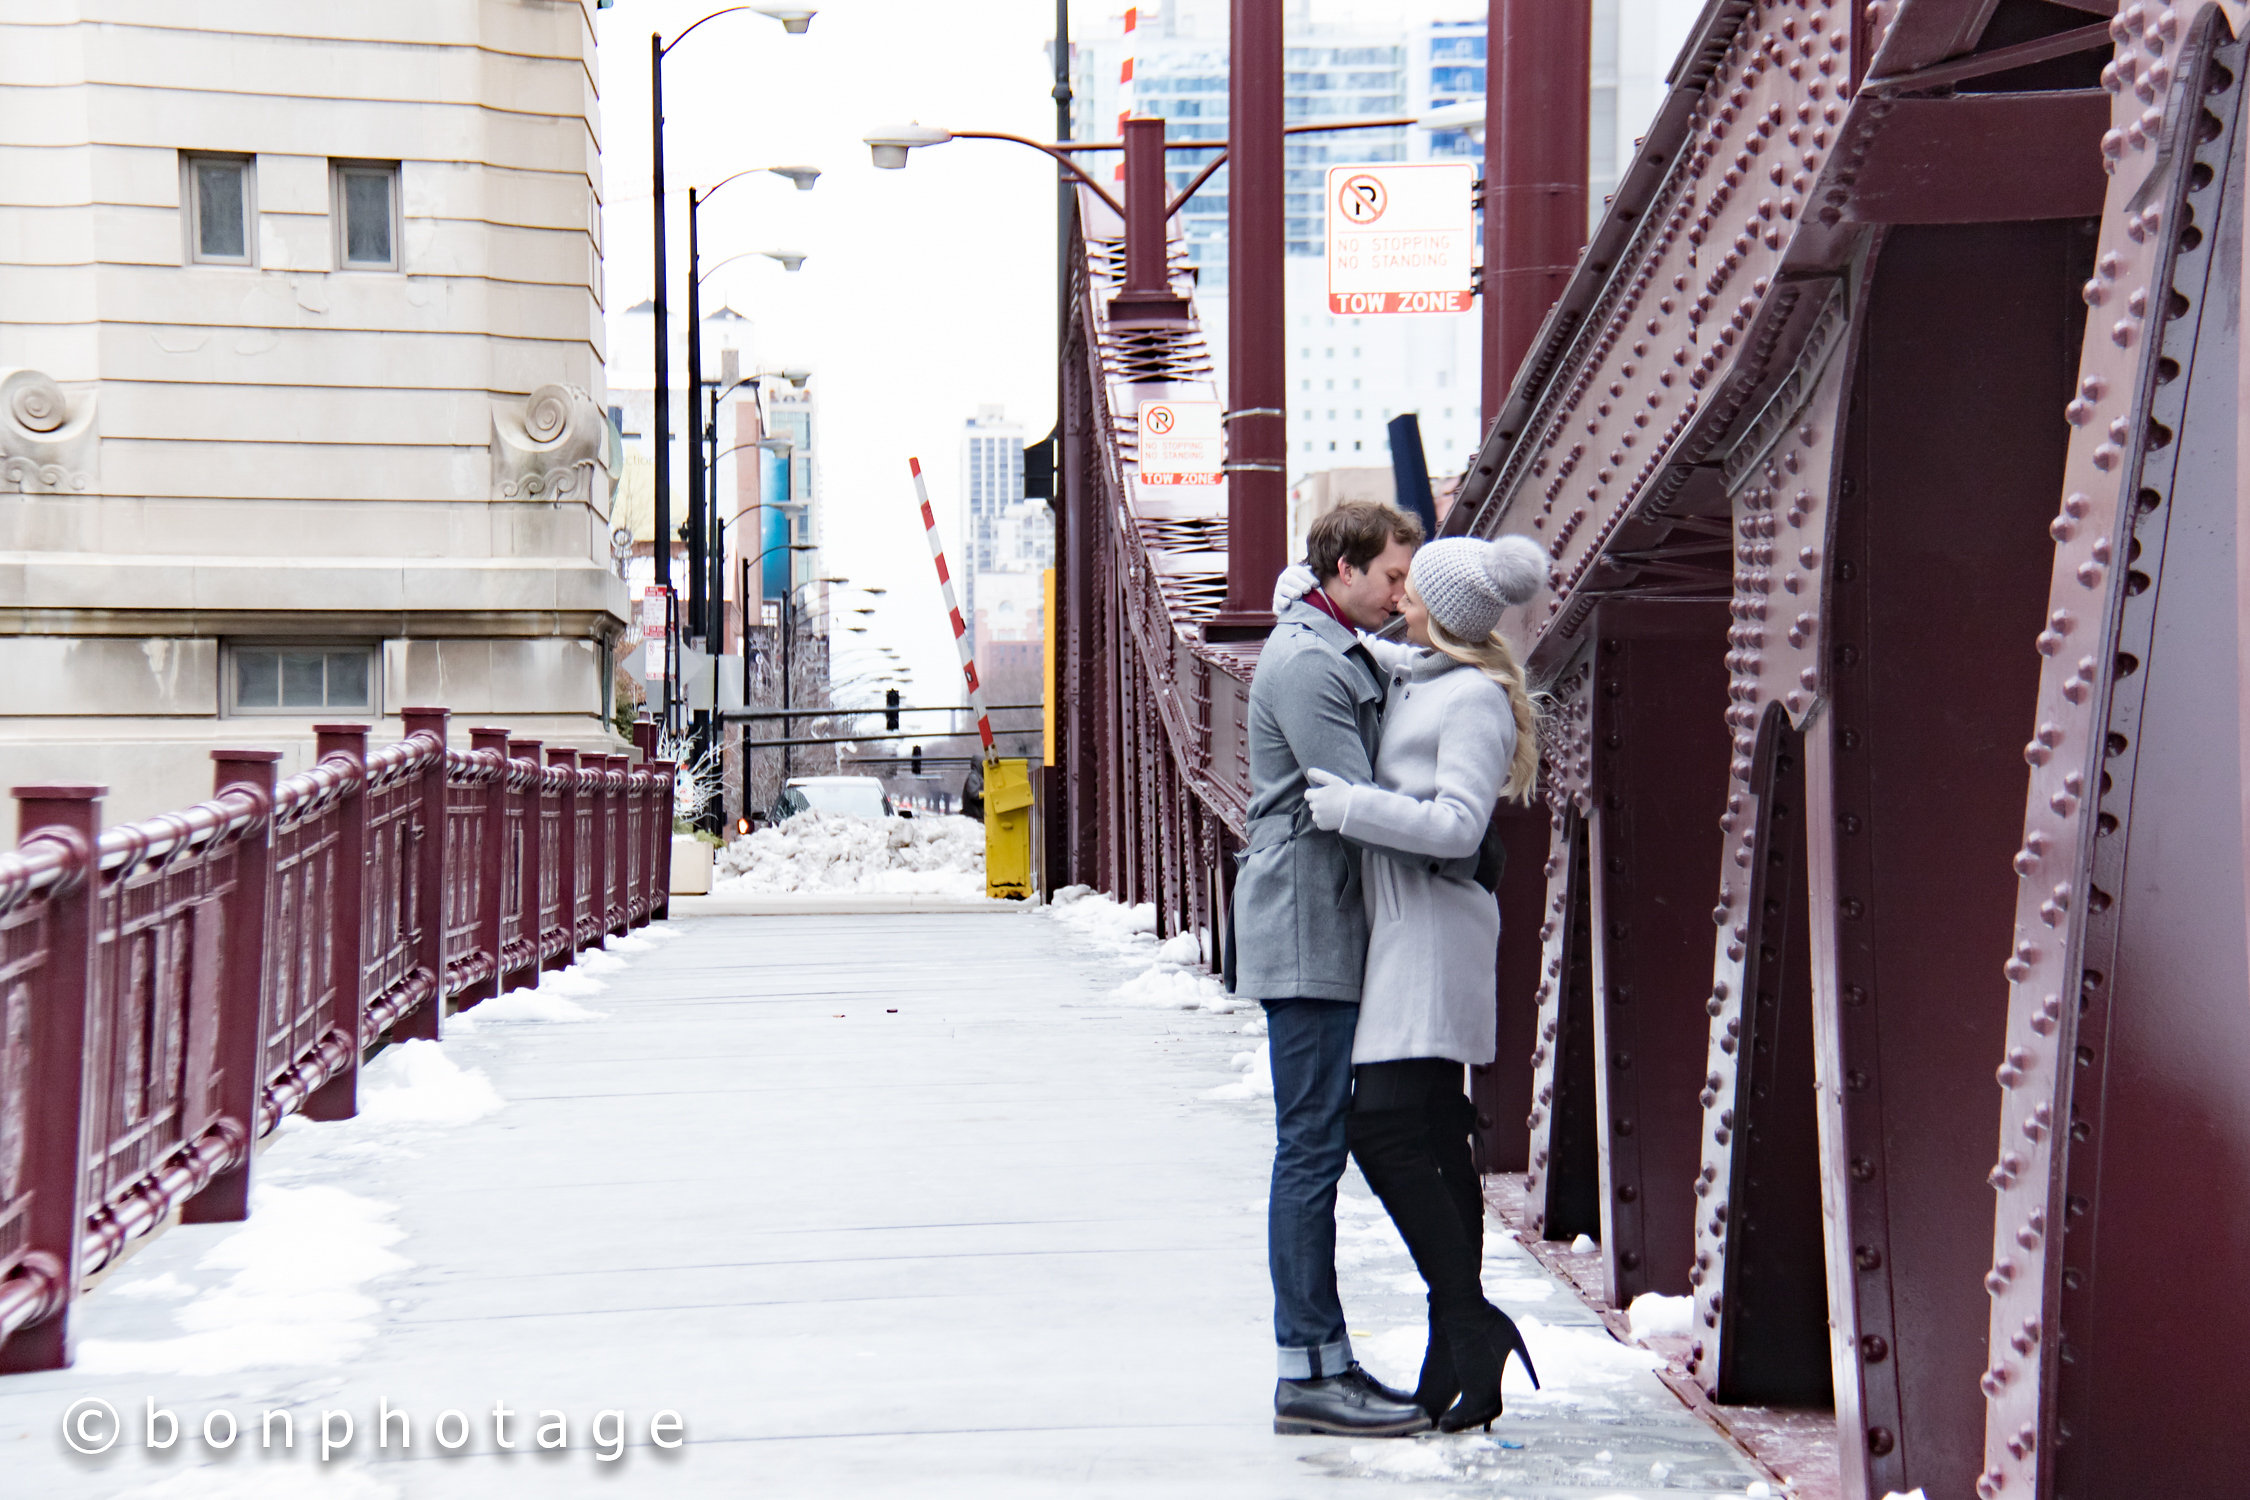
[1409, 534, 1549, 641]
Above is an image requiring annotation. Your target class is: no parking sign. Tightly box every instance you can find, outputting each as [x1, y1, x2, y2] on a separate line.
[1137, 399, 1223, 486]
[1325, 162, 1476, 315]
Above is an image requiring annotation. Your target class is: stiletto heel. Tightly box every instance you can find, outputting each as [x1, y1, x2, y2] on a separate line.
[1489, 1302, 1540, 1392]
[1435, 1304, 1538, 1432]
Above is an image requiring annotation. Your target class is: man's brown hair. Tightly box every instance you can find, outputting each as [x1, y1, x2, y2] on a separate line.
[1306, 499, 1424, 583]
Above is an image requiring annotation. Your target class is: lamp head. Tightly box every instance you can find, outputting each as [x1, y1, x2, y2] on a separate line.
[762, 249, 808, 273]
[1417, 101, 1487, 140]
[864, 123, 953, 170]
[769, 165, 822, 191]
[752, 6, 817, 34]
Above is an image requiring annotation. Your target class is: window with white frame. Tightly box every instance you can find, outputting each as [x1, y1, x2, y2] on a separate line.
[228, 645, 378, 714]
[184, 155, 254, 265]
[333, 161, 400, 270]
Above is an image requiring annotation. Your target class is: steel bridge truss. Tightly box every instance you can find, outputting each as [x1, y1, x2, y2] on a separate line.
[1055, 1, 2250, 1495]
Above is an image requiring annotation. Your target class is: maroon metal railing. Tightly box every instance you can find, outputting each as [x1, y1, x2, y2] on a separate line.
[0, 708, 673, 1373]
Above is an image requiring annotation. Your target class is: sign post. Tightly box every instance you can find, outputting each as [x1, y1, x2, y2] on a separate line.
[1135, 398, 1224, 487]
[1324, 161, 1477, 316]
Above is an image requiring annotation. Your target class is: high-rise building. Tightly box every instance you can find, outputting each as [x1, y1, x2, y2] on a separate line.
[958, 405, 1030, 653]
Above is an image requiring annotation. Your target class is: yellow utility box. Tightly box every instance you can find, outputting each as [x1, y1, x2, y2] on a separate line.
[983, 757, 1034, 900]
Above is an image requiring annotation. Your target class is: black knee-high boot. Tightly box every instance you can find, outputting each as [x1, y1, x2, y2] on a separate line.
[1348, 1104, 1496, 1422]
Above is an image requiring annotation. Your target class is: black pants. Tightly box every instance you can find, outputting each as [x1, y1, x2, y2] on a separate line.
[1347, 1059, 1484, 1330]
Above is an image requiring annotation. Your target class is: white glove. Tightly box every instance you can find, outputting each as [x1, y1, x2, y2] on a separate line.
[1270, 562, 1319, 615]
[1303, 766, 1354, 832]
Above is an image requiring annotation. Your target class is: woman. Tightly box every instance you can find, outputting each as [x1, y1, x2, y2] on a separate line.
[1292, 533, 1548, 1432]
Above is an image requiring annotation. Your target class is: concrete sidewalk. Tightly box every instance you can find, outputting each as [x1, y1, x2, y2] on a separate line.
[0, 909, 1773, 1499]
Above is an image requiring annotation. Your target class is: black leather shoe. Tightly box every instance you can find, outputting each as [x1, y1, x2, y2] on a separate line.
[1274, 1372, 1432, 1437]
[1341, 1362, 1418, 1407]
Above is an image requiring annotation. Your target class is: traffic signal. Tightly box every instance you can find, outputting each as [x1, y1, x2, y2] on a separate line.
[885, 687, 901, 731]
[911, 745, 923, 777]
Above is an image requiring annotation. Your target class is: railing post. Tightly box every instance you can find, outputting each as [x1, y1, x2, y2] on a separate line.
[467, 727, 512, 1005]
[617, 753, 637, 933]
[508, 739, 544, 984]
[653, 756, 675, 918]
[546, 747, 579, 970]
[398, 708, 449, 1042]
[303, 725, 369, 1122]
[0, 785, 104, 1373]
[586, 751, 611, 948]
[632, 722, 661, 925]
[182, 750, 280, 1226]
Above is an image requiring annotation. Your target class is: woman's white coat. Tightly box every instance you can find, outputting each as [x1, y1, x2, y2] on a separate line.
[1336, 638, 1515, 1067]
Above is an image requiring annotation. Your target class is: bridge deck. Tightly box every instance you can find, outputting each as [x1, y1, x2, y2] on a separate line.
[0, 909, 1773, 1498]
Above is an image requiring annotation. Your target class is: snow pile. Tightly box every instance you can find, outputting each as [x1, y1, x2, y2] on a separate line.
[356, 1039, 503, 1128]
[468, 951, 614, 1024]
[1046, 885, 1160, 954]
[712, 812, 986, 896]
[1047, 886, 1242, 1015]
[1206, 1041, 1274, 1100]
[80, 1185, 407, 1376]
[1627, 1290, 1695, 1341]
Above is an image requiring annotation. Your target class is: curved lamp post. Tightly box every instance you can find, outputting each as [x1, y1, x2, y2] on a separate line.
[650, 6, 814, 741]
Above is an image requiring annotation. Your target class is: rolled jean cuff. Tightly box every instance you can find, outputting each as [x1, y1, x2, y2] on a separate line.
[1277, 1335, 1355, 1381]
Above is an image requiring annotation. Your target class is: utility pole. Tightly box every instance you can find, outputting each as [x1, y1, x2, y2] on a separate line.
[650, 31, 675, 731]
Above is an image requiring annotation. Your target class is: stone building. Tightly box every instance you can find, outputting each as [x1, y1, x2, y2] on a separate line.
[0, 1, 623, 820]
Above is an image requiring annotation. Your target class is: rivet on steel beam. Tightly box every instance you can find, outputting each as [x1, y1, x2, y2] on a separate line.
[1986, 1258, 2016, 1291]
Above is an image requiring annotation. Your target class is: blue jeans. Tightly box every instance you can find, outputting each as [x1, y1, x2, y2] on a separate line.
[1264, 997, 1359, 1379]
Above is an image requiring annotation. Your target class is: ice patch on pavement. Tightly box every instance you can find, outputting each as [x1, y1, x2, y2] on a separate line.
[713, 811, 986, 896]
[117, 1466, 399, 1499]
[78, 1185, 406, 1376]
[108, 1272, 194, 1300]
[1628, 1291, 1695, 1341]
[357, 1039, 502, 1128]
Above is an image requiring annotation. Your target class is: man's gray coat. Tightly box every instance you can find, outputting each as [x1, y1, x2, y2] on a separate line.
[1229, 599, 1385, 1002]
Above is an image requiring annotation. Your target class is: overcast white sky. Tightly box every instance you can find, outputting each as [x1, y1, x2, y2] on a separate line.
[595, 1, 1485, 708]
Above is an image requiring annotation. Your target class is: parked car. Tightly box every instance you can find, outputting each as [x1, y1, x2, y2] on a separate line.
[770, 775, 895, 822]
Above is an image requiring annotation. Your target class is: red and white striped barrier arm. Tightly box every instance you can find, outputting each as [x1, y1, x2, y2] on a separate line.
[908, 457, 995, 761]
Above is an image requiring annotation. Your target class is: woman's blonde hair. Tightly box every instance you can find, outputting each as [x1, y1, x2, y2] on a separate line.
[1411, 582, 1543, 803]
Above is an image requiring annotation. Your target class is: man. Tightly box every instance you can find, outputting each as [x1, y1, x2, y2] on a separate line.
[1229, 499, 1428, 1436]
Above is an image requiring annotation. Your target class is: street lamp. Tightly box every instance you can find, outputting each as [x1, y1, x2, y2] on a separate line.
[685, 164, 818, 645]
[699, 248, 809, 282]
[650, 6, 813, 739]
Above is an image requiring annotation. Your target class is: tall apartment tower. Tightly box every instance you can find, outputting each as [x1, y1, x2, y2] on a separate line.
[957, 405, 1024, 653]
[0, 2, 621, 820]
